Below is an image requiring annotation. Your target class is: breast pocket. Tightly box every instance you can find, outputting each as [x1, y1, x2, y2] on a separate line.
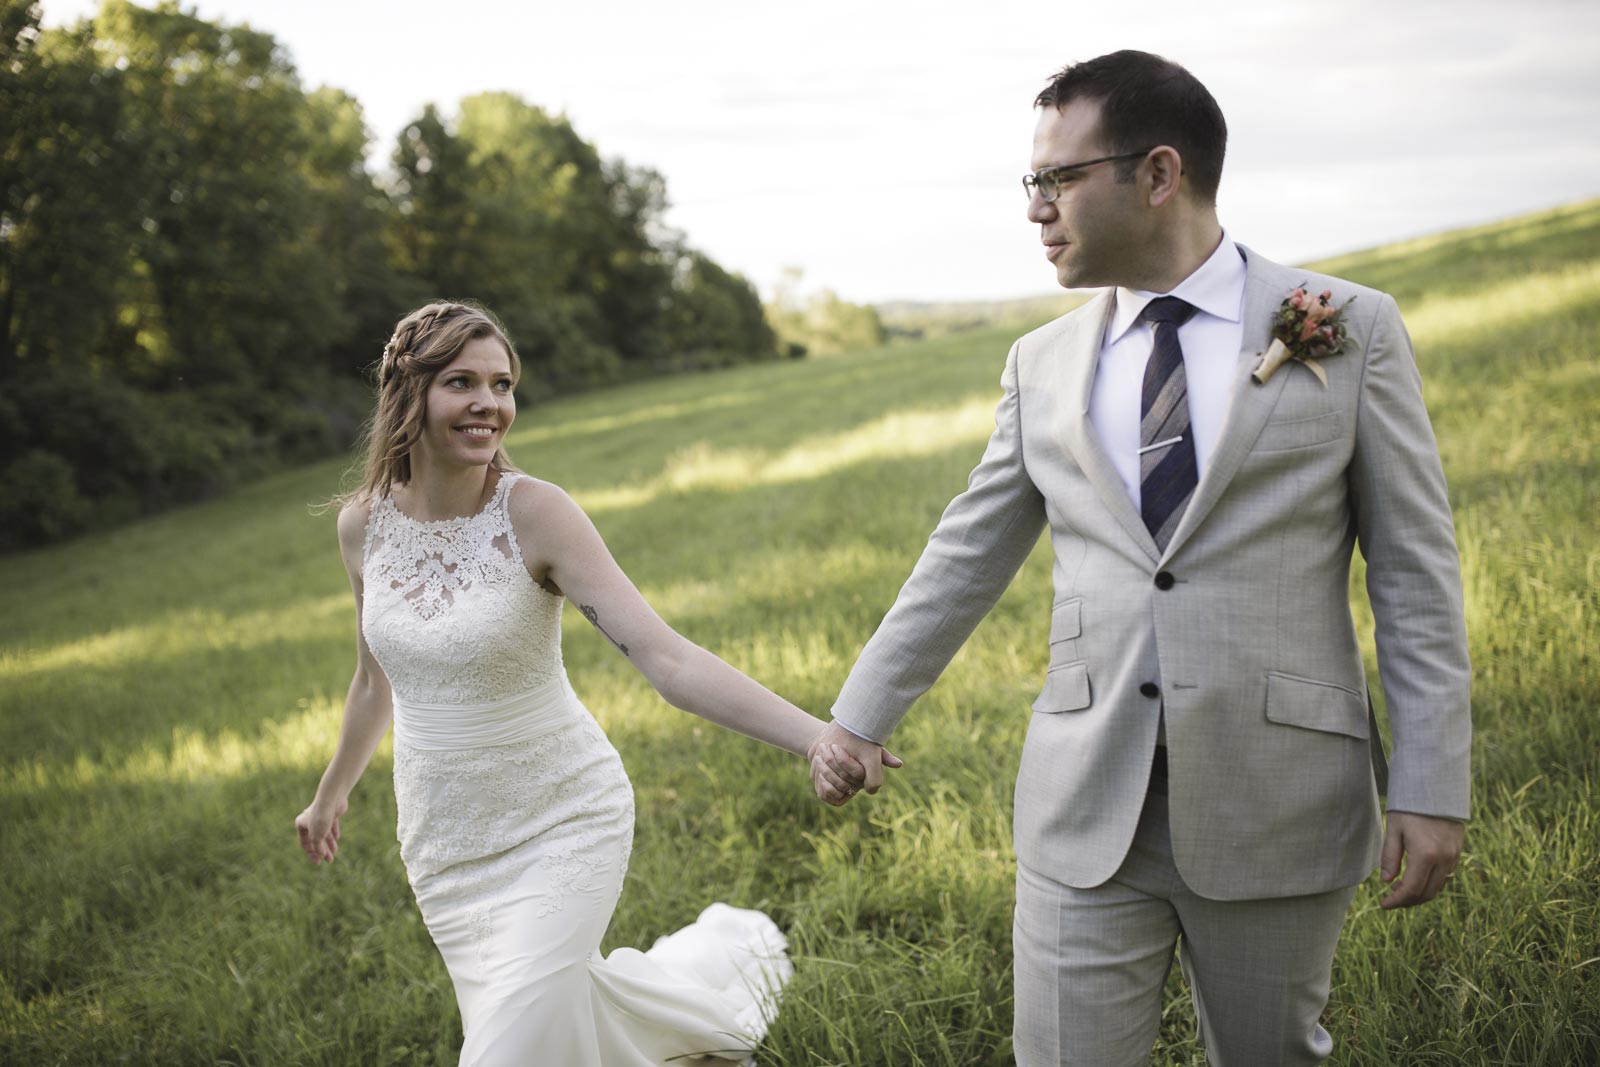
[1048, 597, 1082, 648]
[1254, 411, 1342, 453]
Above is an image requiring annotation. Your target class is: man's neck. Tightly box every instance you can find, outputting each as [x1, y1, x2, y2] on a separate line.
[1130, 214, 1224, 294]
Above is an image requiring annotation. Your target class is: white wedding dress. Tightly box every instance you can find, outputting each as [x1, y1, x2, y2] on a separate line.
[360, 469, 791, 1066]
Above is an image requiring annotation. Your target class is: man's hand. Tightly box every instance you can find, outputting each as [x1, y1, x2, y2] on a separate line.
[1379, 810, 1464, 909]
[807, 719, 904, 806]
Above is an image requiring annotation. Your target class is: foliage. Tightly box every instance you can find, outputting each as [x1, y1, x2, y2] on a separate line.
[0, 1, 776, 550]
[1, 200, 1597, 1064]
[877, 292, 1091, 342]
[659, 250, 782, 372]
[766, 267, 887, 358]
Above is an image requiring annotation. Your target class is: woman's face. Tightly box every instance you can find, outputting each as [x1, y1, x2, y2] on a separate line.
[417, 336, 516, 470]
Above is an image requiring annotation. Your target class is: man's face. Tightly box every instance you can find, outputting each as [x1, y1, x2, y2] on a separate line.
[1027, 99, 1147, 290]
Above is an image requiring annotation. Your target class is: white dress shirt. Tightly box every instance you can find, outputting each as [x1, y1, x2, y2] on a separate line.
[1090, 235, 1248, 508]
[832, 236, 1248, 746]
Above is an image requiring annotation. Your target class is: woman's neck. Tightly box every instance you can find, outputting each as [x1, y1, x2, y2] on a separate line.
[400, 458, 496, 521]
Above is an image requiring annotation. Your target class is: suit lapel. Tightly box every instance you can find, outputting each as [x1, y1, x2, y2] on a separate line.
[1050, 292, 1162, 563]
[1160, 246, 1293, 559]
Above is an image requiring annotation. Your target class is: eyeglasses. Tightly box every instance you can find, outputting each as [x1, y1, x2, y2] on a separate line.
[1022, 149, 1155, 203]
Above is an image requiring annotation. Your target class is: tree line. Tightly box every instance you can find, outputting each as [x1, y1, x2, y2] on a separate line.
[0, 0, 786, 550]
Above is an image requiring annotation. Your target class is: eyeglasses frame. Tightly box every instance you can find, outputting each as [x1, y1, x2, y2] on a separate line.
[1022, 148, 1158, 203]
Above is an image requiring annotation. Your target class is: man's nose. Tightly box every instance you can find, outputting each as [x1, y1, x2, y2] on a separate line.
[1026, 193, 1055, 224]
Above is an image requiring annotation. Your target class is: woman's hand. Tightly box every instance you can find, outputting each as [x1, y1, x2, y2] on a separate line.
[807, 723, 903, 807]
[295, 796, 348, 865]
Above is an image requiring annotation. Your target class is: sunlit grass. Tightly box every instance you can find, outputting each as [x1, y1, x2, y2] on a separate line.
[3, 697, 356, 795]
[1402, 261, 1600, 349]
[574, 397, 997, 514]
[505, 389, 765, 447]
[3, 200, 1598, 1065]
[1, 595, 350, 680]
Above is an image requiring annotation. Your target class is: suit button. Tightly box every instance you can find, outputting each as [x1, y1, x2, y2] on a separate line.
[1154, 571, 1175, 590]
[1140, 682, 1160, 698]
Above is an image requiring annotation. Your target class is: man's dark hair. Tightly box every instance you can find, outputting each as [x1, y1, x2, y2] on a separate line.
[1035, 50, 1227, 204]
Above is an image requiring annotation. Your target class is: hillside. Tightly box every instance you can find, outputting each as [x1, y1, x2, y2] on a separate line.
[2, 201, 1596, 1065]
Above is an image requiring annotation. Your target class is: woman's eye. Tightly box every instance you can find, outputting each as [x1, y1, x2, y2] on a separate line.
[495, 380, 513, 392]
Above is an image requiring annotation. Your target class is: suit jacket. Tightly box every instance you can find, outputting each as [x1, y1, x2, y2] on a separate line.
[832, 246, 1471, 900]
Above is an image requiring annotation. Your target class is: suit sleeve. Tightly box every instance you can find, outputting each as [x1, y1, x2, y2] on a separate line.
[832, 340, 1049, 742]
[1349, 293, 1472, 819]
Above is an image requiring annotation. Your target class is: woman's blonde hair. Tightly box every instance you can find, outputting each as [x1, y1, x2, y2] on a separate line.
[340, 301, 522, 507]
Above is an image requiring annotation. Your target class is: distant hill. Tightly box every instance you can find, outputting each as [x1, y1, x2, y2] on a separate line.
[875, 293, 1091, 340]
[875, 198, 1600, 340]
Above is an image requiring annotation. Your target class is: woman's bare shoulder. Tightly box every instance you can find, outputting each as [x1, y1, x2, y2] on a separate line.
[507, 474, 580, 522]
[335, 494, 377, 560]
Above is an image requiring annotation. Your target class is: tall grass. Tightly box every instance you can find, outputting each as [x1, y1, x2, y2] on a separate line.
[3, 201, 1597, 1065]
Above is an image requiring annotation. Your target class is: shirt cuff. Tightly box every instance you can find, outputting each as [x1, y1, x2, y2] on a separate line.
[831, 717, 881, 744]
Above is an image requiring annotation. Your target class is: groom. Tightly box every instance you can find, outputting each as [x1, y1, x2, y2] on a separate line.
[810, 51, 1471, 1065]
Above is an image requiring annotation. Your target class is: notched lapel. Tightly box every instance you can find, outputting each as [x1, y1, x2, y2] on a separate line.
[1048, 293, 1161, 562]
[1161, 252, 1294, 559]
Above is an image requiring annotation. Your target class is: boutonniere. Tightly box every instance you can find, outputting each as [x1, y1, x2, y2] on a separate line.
[1252, 285, 1356, 386]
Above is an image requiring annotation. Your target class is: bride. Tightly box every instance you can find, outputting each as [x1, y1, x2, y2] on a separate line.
[293, 301, 884, 1065]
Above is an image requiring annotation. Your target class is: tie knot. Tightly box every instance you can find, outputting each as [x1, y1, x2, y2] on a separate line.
[1141, 296, 1196, 328]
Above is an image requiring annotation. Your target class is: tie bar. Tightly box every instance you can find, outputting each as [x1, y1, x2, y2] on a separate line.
[1139, 435, 1184, 455]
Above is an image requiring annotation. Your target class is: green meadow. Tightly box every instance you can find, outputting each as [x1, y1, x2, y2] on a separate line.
[3, 200, 1598, 1066]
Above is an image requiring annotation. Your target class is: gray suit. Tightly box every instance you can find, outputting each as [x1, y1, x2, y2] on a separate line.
[833, 246, 1470, 1057]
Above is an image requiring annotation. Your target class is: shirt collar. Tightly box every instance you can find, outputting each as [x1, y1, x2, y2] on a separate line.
[1106, 232, 1246, 344]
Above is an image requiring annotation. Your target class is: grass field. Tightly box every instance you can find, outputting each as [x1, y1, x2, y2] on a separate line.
[3, 200, 1598, 1066]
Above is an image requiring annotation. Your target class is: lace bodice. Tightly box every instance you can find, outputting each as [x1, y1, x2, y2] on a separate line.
[361, 470, 564, 705]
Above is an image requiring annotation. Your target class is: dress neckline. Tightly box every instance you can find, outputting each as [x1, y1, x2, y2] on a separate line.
[385, 469, 515, 529]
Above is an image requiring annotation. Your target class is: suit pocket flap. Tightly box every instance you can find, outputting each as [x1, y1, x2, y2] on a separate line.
[1048, 598, 1082, 645]
[1264, 671, 1367, 739]
[1032, 661, 1091, 713]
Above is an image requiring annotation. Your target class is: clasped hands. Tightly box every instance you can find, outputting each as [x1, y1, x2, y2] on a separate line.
[807, 719, 903, 807]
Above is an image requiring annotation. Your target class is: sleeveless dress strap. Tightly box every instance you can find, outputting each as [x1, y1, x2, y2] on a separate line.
[360, 495, 386, 566]
[492, 468, 519, 509]
[493, 470, 531, 569]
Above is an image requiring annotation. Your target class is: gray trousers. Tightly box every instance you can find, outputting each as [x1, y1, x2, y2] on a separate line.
[1012, 783, 1358, 1066]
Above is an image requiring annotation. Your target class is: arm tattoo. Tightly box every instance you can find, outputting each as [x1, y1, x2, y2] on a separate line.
[579, 604, 630, 657]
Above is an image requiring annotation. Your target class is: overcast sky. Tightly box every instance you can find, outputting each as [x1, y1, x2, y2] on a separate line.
[42, 0, 1600, 303]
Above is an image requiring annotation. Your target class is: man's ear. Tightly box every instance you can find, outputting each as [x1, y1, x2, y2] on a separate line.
[1146, 146, 1184, 208]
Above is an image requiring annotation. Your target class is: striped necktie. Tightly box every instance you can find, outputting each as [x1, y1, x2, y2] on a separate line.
[1139, 296, 1199, 550]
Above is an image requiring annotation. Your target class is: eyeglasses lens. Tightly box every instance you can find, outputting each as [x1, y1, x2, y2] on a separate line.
[1024, 172, 1059, 203]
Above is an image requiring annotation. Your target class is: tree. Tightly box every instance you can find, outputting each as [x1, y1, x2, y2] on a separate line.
[391, 93, 688, 389]
[0, 1, 802, 550]
[0, 1, 142, 375]
[299, 86, 406, 381]
[764, 267, 885, 357]
[660, 250, 778, 369]
[91, 0, 345, 390]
